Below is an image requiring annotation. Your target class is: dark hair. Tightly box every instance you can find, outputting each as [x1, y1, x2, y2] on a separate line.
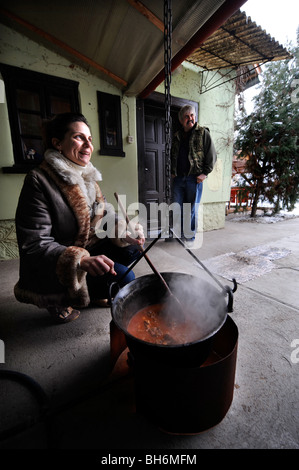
[43, 113, 91, 150]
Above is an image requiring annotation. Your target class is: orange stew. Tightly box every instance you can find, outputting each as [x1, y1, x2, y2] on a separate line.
[127, 303, 202, 345]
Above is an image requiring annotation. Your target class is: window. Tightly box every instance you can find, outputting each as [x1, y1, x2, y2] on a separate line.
[0, 63, 80, 173]
[97, 91, 125, 157]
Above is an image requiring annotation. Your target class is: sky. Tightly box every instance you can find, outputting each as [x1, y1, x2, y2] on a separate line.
[238, 0, 299, 112]
[241, 0, 299, 47]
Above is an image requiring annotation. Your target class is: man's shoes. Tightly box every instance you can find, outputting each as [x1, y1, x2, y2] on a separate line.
[184, 239, 195, 249]
[47, 306, 80, 323]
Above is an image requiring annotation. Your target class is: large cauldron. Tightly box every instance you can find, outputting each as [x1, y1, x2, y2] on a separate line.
[111, 272, 234, 367]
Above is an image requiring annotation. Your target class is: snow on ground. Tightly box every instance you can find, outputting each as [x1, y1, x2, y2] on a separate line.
[228, 202, 299, 224]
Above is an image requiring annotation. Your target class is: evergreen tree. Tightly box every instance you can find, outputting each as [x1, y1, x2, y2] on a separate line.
[235, 36, 299, 217]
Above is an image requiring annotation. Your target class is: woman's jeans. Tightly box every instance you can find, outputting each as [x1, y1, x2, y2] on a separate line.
[172, 175, 203, 240]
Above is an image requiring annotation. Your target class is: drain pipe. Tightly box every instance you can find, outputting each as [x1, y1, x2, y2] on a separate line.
[139, 0, 248, 99]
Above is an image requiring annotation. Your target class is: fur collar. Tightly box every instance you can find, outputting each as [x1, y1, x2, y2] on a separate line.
[44, 149, 102, 184]
[44, 149, 102, 208]
[41, 151, 105, 248]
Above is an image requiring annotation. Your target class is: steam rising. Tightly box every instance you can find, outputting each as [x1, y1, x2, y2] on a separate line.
[115, 273, 227, 346]
[165, 276, 226, 341]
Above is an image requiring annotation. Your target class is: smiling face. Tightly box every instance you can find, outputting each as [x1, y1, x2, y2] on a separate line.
[180, 107, 196, 133]
[52, 121, 94, 166]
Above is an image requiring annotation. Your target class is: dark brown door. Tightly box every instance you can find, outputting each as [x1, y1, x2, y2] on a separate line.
[142, 105, 166, 235]
[137, 95, 197, 237]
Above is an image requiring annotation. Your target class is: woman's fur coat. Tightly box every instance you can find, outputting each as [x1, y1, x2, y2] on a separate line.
[14, 150, 127, 309]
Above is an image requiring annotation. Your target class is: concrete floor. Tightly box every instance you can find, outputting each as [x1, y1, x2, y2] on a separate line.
[0, 213, 299, 451]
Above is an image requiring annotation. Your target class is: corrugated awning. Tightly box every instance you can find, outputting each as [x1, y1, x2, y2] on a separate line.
[186, 9, 291, 71]
[0, 2, 290, 97]
[0, 0, 230, 97]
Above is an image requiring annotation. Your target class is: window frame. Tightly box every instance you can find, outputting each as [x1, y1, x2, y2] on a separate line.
[0, 63, 80, 173]
[97, 91, 125, 157]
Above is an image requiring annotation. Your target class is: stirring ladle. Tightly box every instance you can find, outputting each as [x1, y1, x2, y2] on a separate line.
[114, 192, 184, 318]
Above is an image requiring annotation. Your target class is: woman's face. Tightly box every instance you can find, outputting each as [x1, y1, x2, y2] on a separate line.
[53, 121, 94, 166]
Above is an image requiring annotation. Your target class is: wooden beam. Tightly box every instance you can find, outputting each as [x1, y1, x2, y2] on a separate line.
[126, 0, 164, 32]
[0, 8, 128, 87]
[139, 0, 249, 98]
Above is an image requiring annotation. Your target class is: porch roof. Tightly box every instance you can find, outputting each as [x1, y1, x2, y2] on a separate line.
[0, 1, 291, 98]
[186, 9, 291, 71]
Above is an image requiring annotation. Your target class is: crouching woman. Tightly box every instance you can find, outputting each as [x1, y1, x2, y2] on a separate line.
[14, 113, 144, 323]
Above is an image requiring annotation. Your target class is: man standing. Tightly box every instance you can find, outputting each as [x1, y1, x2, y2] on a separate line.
[171, 105, 217, 247]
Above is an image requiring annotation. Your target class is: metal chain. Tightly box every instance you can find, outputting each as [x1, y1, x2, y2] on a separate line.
[164, 0, 172, 232]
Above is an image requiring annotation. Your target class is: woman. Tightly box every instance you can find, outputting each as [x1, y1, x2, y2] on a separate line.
[14, 113, 144, 323]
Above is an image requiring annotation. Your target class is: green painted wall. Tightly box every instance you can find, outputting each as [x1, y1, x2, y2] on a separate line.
[0, 23, 138, 221]
[156, 61, 236, 229]
[0, 23, 236, 254]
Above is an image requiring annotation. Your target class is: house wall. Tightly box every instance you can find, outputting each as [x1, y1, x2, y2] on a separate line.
[0, 25, 139, 211]
[0, 23, 236, 259]
[156, 61, 236, 231]
[0, 23, 138, 259]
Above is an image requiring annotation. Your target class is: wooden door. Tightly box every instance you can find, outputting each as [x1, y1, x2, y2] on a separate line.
[142, 105, 166, 235]
[137, 95, 197, 238]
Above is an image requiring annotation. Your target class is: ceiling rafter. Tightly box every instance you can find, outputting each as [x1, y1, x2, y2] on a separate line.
[126, 0, 164, 32]
[0, 7, 128, 87]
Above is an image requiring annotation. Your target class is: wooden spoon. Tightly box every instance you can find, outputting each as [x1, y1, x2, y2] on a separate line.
[114, 192, 185, 320]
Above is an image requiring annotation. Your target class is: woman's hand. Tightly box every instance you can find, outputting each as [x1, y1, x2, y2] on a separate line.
[125, 222, 145, 247]
[80, 255, 117, 277]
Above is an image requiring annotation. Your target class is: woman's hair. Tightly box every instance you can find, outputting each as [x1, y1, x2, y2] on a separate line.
[43, 113, 91, 150]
